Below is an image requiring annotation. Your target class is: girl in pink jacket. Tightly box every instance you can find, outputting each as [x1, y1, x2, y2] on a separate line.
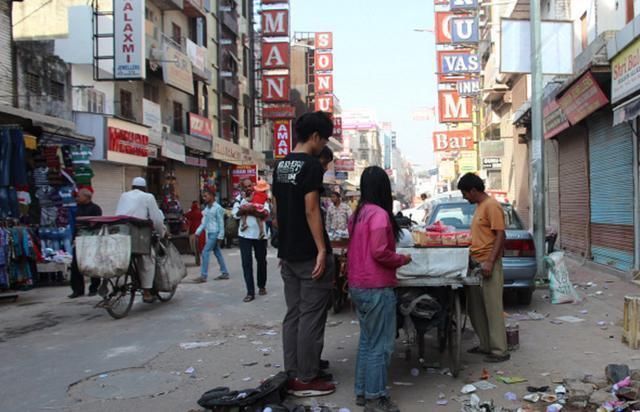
[347, 166, 411, 412]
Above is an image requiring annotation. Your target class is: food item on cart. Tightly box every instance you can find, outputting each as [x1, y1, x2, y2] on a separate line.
[441, 232, 457, 246]
[426, 221, 454, 233]
[456, 231, 472, 246]
[424, 231, 442, 247]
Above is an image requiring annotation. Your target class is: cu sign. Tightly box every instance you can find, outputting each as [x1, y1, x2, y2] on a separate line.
[436, 12, 478, 44]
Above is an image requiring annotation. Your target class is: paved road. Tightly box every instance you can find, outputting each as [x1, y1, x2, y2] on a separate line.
[1, 250, 640, 411]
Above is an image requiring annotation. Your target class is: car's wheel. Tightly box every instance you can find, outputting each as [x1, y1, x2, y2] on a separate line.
[517, 288, 534, 305]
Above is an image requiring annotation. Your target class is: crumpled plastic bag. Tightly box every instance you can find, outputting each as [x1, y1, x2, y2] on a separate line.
[545, 251, 581, 304]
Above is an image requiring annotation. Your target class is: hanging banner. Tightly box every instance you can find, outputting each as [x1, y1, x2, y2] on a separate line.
[543, 98, 570, 139]
[451, 17, 479, 44]
[114, 0, 145, 79]
[457, 78, 481, 96]
[557, 71, 608, 125]
[315, 95, 334, 112]
[611, 37, 640, 103]
[335, 159, 355, 172]
[333, 117, 343, 140]
[438, 90, 473, 123]
[188, 113, 212, 140]
[232, 165, 258, 198]
[435, 12, 454, 44]
[273, 119, 292, 159]
[450, 0, 479, 9]
[163, 44, 194, 95]
[142, 99, 162, 145]
[263, 105, 296, 119]
[315, 51, 334, 71]
[458, 151, 478, 173]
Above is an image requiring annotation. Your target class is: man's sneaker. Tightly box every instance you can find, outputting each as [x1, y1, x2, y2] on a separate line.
[287, 378, 336, 397]
[215, 273, 230, 280]
[365, 397, 400, 412]
[356, 395, 366, 406]
[319, 359, 330, 370]
[316, 370, 333, 382]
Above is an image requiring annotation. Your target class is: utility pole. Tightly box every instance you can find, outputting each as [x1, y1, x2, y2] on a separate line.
[530, 2, 546, 277]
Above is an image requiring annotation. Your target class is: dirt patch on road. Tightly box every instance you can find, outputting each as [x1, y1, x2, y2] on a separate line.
[0, 311, 63, 341]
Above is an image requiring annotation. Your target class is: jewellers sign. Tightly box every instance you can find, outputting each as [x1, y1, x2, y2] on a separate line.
[114, 0, 145, 79]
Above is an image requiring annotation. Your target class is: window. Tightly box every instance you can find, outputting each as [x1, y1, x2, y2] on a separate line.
[25, 72, 40, 94]
[49, 80, 65, 102]
[627, 0, 635, 23]
[580, 12, 588, 50]
[87, 89, 105, 113]
[120, 90, 133, 119]
[144, 82, 160, 103]
[359, 133, 367, 146]
[429, 202, 523, 229]
[244, 107, 250, 137]
[145, 7, 154, 22]
[201, 85, 209, 117]
[242, 0, 248, 18]
[173, 101, 183, 133]
[172, 23, 182, 46]
[243, 46, 250, 78]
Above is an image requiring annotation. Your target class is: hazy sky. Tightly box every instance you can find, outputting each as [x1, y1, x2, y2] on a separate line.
[290, 0, 438, 169]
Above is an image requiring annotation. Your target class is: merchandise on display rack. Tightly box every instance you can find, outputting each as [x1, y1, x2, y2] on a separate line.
[0, 126, 94, 290]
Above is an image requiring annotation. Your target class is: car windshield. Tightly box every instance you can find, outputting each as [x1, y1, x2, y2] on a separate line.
[429, 203, 523, 230]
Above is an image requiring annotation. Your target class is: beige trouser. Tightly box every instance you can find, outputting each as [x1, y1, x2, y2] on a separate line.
[136, 247, 156, 289]
[467, 259, 508, 356]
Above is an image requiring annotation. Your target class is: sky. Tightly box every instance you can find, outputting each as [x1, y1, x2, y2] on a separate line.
[290, 0, 438, 169]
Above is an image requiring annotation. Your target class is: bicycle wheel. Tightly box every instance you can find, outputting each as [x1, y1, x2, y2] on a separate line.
[105, 272, 136, 319]
[156, 285, 177, 302]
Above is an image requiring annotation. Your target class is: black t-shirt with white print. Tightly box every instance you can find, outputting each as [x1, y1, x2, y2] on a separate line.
[273, 152, 331, 261]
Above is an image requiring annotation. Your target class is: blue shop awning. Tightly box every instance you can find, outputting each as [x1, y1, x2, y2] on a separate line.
[613, 94, 640, 126]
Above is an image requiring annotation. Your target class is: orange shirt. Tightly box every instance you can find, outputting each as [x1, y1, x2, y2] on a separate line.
[470, 196, 505, 262]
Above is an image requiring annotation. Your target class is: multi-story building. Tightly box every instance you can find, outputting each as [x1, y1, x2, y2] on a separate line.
[0, 1, 13, 106]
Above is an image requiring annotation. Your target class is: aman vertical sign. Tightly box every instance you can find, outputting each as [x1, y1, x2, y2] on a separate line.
[114, 0, 145, 79]
[274, 119, 292, 159]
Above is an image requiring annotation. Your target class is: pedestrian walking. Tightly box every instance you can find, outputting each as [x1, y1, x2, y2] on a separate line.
[458, 172, 510, 363]
[185, 201, 203, 266]
[69, 188, 102, 298]
[272, 111, 336, 397]
[347, 166, 412, 412]
[232, 179, 270, 302]
[195, 186, 229, 282]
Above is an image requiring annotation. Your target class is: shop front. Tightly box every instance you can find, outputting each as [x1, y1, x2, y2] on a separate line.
[211, 136, 265, 201]
[0, 105, 95, 290]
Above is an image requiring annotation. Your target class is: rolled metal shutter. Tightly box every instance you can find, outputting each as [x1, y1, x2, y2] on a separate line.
[545, 139, 560, 235]
[558, 127, 590, 256]
[588, 112, 634, 271]
[91, 162, 125, 215]
[174, 165, 201, 211]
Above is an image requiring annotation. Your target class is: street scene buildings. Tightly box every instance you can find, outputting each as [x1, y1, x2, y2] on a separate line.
[4, 0, 640, 411]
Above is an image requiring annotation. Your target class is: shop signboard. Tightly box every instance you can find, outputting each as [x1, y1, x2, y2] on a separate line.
[185, 155, 207, 167]
[479, 140, 504, 157]
[439, 160, 456, 180]
[163, 44, 194, 95]
[433, 130, 474, 152]
[186, 39, 208, 74]
[315, 73, 333, 94]
[273, 119, 292, 159]
[263, 105, 296, 119]
[450, 0, 478, 9]
[335, 159, 355, 172]
[162, 138, 186, 162]
[262, 74, 290, 102]
[438, 91, 473, 122]
[335, 171, 348, 180]
[557, 71, 608, 125]
[457, 78, 480, 96]
[458, 151, 478, 173]
[315, 32, 333, 50]
[333, 117, 343, 140]
[142, 99, 162, 145]
[189, 113, 212, 140]
[114, 0, 145, 79]
[262, 9, 289, 37]
[212, 137, 244, 164]
[106, 118, 149, 166]
[452, 17, 479, 44]
[315, 51, 333, 71]
[482, 157, 502, 170]
[232, 165, 257, 198]
[315, 95, 334, 112]
[543, 98, 570, 139]
[612, 37, 640, 103]
[437, 50, 480, 82]
[261, 42, 290, 69]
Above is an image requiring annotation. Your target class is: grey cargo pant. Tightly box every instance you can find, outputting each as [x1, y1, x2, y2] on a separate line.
[281, 255, 335, 382]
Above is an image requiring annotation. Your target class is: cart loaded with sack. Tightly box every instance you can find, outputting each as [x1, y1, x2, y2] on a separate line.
[75, 216, 187, 319]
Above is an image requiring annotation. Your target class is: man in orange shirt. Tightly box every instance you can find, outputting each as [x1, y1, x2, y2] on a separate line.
[458, 173, 510, 363]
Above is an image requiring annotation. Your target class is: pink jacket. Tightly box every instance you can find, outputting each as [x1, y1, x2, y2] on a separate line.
[347, 204, 406, 288]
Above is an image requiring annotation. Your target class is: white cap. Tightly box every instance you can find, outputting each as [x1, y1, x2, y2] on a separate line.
[132, 177, 147, 187]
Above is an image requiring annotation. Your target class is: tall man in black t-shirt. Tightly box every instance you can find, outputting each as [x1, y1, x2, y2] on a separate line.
[272, 111, 336, 397]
